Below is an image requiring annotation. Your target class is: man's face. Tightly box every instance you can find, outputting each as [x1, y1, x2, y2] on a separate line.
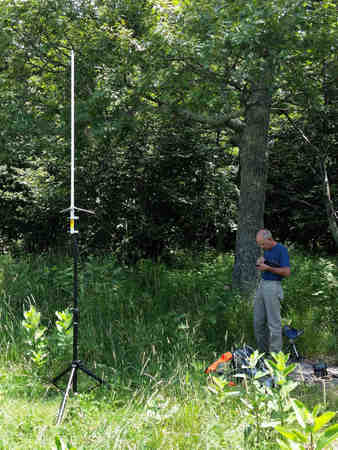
[256, 237, 273, 250]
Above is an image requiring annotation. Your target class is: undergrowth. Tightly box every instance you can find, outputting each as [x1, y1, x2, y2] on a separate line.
[0, 248, 336, 448]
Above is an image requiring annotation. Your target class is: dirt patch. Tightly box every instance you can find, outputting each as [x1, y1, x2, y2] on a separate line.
[290, 359, 338, 389]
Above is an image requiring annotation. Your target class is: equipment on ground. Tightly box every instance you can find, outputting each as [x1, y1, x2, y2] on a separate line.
[283, 325, 304, 362]
[205, 345, 273, 387]
[313, 361, 328, 377]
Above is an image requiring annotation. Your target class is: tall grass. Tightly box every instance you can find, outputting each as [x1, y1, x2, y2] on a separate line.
[0, 248, 337, 375]
[0, 248, 337, 448]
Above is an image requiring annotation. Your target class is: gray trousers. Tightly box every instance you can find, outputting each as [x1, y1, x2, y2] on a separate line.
[253, 280, 283, 354]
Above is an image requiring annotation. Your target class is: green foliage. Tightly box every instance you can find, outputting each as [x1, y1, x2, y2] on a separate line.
[22, 303, 74, 375]
[208, 351, 338, 449]
[276, 400, 338, 450]
[0, 250, 337, 448]
[55, 435, 77, 450]
[237, 352, 298, 447]
[1, 0, 337, 260]
[1, 248, 337, 379]
[22, 304, 48, 369]
[266, 87, 338, 252]
[283, 250, 338, 357]
[54, 308, 73, 355]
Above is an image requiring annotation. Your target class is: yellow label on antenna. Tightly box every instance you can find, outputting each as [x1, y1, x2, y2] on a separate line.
[70, 218, 75, 232]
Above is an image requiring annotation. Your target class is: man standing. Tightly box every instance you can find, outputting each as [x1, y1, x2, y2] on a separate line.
[254, 229, 291, 355]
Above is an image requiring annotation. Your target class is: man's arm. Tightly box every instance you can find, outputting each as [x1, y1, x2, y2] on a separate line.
[257, 264, 291, 278]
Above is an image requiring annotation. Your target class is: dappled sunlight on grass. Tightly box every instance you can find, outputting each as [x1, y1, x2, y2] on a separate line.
[0, 250, 336, 447]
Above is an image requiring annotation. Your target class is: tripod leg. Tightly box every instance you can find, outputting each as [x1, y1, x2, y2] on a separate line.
[52, 365, 72, 387]
[73, 366, 78, 393]
[292, 343, 300, 361]
[79, 364, 107, 386]
[56, 365, 77, 425]
[286, 343, 296, 363]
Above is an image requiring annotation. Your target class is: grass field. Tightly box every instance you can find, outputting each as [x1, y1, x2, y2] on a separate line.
[0, 249, 337, 449]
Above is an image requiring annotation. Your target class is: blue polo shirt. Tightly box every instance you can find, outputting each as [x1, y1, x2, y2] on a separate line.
[262, 243, 290, 281]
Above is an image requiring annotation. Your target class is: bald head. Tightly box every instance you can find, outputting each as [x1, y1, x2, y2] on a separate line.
[257, 229, 272, 240]
[256, 229, 275, 249]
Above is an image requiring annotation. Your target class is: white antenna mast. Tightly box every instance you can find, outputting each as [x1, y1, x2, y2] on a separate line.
[62, 50, 94, 227]
[70, 49, 76, 233]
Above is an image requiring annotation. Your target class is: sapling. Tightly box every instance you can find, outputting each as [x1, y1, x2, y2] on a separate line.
[22, 305, 48, 369]
[22, 305, 73, 373]
[54, 308, 73, 354]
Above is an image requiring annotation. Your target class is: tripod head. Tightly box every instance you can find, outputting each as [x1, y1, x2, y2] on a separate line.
[283, 325, 304, 343]
[283, 325, 304, 362]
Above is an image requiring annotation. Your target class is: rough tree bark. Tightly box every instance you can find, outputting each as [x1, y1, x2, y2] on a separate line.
[232, 59, 274, 293]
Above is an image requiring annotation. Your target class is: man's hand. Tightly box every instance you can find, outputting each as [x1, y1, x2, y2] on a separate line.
[256, 256, 266, 271]
[256, 259, 291, 277]
[256, 261, 269, 272]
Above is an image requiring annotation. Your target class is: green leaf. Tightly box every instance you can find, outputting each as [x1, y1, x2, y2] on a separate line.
[280, 380, 298, 397]
[312, 404, 322, 418]
[55, 435, 62, 450]
[266, 360, 278, 371]
[275, 426, 307, 443]
[34, 327, 46, 341]
[283, 363, 297, 377]
[292, 399, 310, 429]
[254, 370, 267, 379]
[316, 424, 338, 450]
[276, 437, 298, 449]
[313, 411, 335, 433]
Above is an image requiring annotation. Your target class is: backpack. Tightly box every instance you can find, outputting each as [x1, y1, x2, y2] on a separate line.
[205, 345, 273, 386]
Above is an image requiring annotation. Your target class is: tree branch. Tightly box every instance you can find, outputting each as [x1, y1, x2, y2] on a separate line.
[284, 111, 319, 151]
[141, 93, 245, 133]
[180, 109, 244, 132]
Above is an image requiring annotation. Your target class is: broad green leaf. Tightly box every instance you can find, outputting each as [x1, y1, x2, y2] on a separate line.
[313, 411, 335, 433]
[266, 360, 278, 371]
[292, 399, 311, 429]
[275, 426, 307, 443]
[283, 363, 297, 377]
[280, 381, 298, 397]
[312, 404, 322, 418]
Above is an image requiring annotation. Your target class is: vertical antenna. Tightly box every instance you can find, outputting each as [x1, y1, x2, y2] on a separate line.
[54, 50, 103, 425]
[70, 49, 76, 234]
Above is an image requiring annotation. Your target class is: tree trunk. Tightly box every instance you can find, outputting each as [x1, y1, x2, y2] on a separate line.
[232, 60, 274, 293]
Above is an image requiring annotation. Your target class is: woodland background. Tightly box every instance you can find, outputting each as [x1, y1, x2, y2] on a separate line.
[0, 3, 338, 447]
[0, 0, 337, 290]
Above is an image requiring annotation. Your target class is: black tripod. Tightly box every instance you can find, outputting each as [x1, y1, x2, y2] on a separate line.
[52, 212, 108, 425]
